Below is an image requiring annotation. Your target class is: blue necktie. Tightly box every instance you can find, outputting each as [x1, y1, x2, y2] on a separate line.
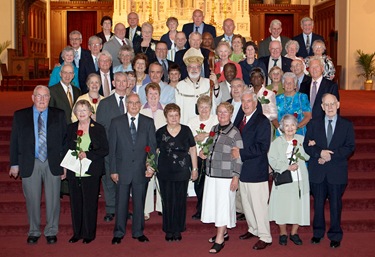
[327, 120, 333, 146]
[130, 117, 137, 144]
[119, 96, 124, 114]
[38, 112, 47, 162]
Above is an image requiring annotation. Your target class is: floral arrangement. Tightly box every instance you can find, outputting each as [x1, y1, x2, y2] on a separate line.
[288, 139, 306, 164]
[258, 90, 270, 104]
[145, 146, 158, 172]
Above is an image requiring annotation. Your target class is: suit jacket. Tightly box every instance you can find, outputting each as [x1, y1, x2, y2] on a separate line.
[49, 82, 81, 124]
[258, 36, 291, 58]
[108, 113, 157, 185]
[95, 31, 114, 44]
[298, 74, 312, 92]
[160, 32, 175, 50]
[293, 33, 325, 58]
[96, 94, 123, 171]
[258, 55, 293, 84]
[239, 107, 271, 183]
[299, 77, 339, 120]
[148, 58, 176, 82]
[78, 53, 97, 94]
[103, 37, 133, 67]
[59, 48, 91, 68]
[9, 107, 67, 178]
[66, 119, 108, 179]
[303, 115, 355, 184]
[182, 22, 217, 48]
[97, 69, 114, 96]
[175, 47, 211, 80]
[125, 26, 142, 43]
[229, 99, 263, 128]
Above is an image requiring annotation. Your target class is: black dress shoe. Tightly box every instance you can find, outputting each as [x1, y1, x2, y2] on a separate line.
[173, 234, 182, 241]
[279, 235, 288, 246]
[104, 213, 115, 222]
[236, 213, 246, 221]
[239, 231, 255, 240]
[46, 236, 57, 244]
[192, 212, 201, 220]
[68, 236, 80, 243]
[165, 234, 173, 242]
[158, 212, 162, 216]
[330, 240, 341, 248]
[83, 239, 93, 244]
[132, 235, 149, 242]
[253, 240, 272, 250]
[111, 236, 123, 245]
[311, 237, 321, 244]
[27, 236, 40, 245]
[289, 234, 303, 245]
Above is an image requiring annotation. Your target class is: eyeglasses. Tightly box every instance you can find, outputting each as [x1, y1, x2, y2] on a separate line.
[34, 94, 50, 100]
[127, 101, 141, 105]
[323, 102, 337, 108]
[90, 43, 102, 47]
[61, 71, 74, 75]
[70, 38, 82, 41]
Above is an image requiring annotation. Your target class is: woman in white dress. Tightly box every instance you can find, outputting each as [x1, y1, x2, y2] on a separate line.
[268, 114, 310, 246]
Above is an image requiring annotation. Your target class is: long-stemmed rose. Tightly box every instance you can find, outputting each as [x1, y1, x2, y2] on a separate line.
[288, 139, 307, 164]
[197, 131, 216, 184]
[145, 146, 158, 172]
[71, 130, 84, 184]
[92, 98, 98, 114]
[258, 90, 270, 104]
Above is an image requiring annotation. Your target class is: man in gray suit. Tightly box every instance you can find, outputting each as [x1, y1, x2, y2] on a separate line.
[9, 86, 67, 245]
[109, 93, 157, 244]
[96, 72, 133, 222]
[258, 19, 290, 58]
[103, 23, 132, 67]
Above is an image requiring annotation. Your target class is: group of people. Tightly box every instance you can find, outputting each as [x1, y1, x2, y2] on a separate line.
[8, 9, 355, 254]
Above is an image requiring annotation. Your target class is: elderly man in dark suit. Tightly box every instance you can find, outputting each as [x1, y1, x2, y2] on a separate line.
[95, 16, 114, 44]
[49, 63, 81, 124]
[96, 72, 133, 223]
[103, 23, 132, 67]
[59, 30, 91, 68]
[291, 59, 311, 91]
[232, 90, 272, 250]
[125, 12, 142, 43]
[299, 56, 339, 120]
[303, 93, 355, 248]
[78, 35, 103, 94]
[182, 9, 216, 48]
[150, 41, 176, 83]
[258, 40, 292, 84]
[214, 18, 236, 47]
[9, 85, 67, 245]
[293, 17, 325, 58]
[258, 19, 290, 58]
[109, 93, 157, 244]
[96, 50, 114, 97]
[174, 32, 211, 80]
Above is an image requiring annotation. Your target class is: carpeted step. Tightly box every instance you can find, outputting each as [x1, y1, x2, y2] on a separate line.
[0, 128, 11, 141]
[345, 116, 375, 127]
[354, 126, 375, 139]
[0, 141, 9, 156]
[0, 116, 12, 128]
[355, 139, 375, 153]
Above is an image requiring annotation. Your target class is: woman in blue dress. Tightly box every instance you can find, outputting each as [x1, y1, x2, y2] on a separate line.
[275, 72, 312, 136]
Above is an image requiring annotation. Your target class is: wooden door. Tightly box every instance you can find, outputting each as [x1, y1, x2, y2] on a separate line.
[67, 11, 97, 49]
[264, 14, 294, 39]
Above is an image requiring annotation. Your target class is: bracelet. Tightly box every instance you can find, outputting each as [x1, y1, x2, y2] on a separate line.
[192, 168, 198, 171]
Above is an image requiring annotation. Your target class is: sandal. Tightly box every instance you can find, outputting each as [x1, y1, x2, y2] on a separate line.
[209, 242, 225, 254]
[208, 232, 229, 243]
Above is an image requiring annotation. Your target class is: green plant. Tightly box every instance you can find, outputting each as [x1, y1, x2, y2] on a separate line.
[0, 40, 11, 63]
[356, 49, 375, 82]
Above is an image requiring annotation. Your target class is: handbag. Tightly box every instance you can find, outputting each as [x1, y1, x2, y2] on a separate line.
[272, 170, 292, 186]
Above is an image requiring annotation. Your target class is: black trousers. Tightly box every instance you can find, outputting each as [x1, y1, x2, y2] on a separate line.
[68, 175, 100, 240]
[193, 157, 206, 214]
[159, 178, 189, 235]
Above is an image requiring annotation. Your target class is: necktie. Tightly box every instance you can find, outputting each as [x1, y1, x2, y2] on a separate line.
[38, 112, 47, 162]
[67, 86, 73, 107]
[272, 58, 278, 67]
[162, 60, 169, 82]
[310, 81, 317, 108]
[74, 50, 79, 67]
[327, 120, 333, 146]
[239, 115, 247, 133]
[103, 73, 110, 97]
[94, 57, 98, 72]
[122, 39, 126, 46]
[119, 96, 124, 114]
[306, 35, 310, 53]
[130, 117, 137, 144]
[195, 26, 199, 32]
[129, 29, 133, 41]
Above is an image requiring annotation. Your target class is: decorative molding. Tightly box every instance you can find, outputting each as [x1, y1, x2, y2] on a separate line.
[50, 1, 113, 11]
[249, 4, 309, 13]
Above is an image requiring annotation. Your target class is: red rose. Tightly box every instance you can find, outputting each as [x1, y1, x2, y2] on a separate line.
[76, 130, 83, 137]
[92, 98, 98, 104]
[292, 139, 298, 146]
[263, 90, 268, 96]
[293, 113, 298, 118]
[209, 131, 216, 137]
[273, 90, 278, 95]
[199, 123, 206, 130]
[145, 146, 151, 153]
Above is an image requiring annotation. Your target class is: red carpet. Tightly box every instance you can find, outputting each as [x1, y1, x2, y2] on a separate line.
[0, 89, 374, 257]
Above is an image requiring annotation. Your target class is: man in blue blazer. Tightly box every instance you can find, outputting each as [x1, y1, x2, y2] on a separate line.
[303, 93, 355, 248]
[293, 17, 325, 58]
[232, 90, 272, 250]
[182, 9, 216, 48]
[258, 41, 292, 84]
[9, 85, 67, 245]
[299, 57, 339, 120]
[109, 93, 157, 244]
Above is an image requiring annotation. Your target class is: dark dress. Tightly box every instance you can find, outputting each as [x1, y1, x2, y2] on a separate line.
[239, 59, 267, 86]
[156, 125, 196, 236]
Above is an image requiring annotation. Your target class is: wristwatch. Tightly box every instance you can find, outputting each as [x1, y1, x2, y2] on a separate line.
[192, 168, 198, 171]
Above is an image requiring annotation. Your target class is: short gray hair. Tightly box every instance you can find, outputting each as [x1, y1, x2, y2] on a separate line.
[282, 72, 298, 85]
[98, 50, 113, 62]
[279, 114, 298, 133]
[241, 89, 257, 101]
[285, 40, 300, 52]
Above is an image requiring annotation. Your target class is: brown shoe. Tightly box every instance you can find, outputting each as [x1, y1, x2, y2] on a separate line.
[239, 232, 255, 240]
[253, 240, 271, 250]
